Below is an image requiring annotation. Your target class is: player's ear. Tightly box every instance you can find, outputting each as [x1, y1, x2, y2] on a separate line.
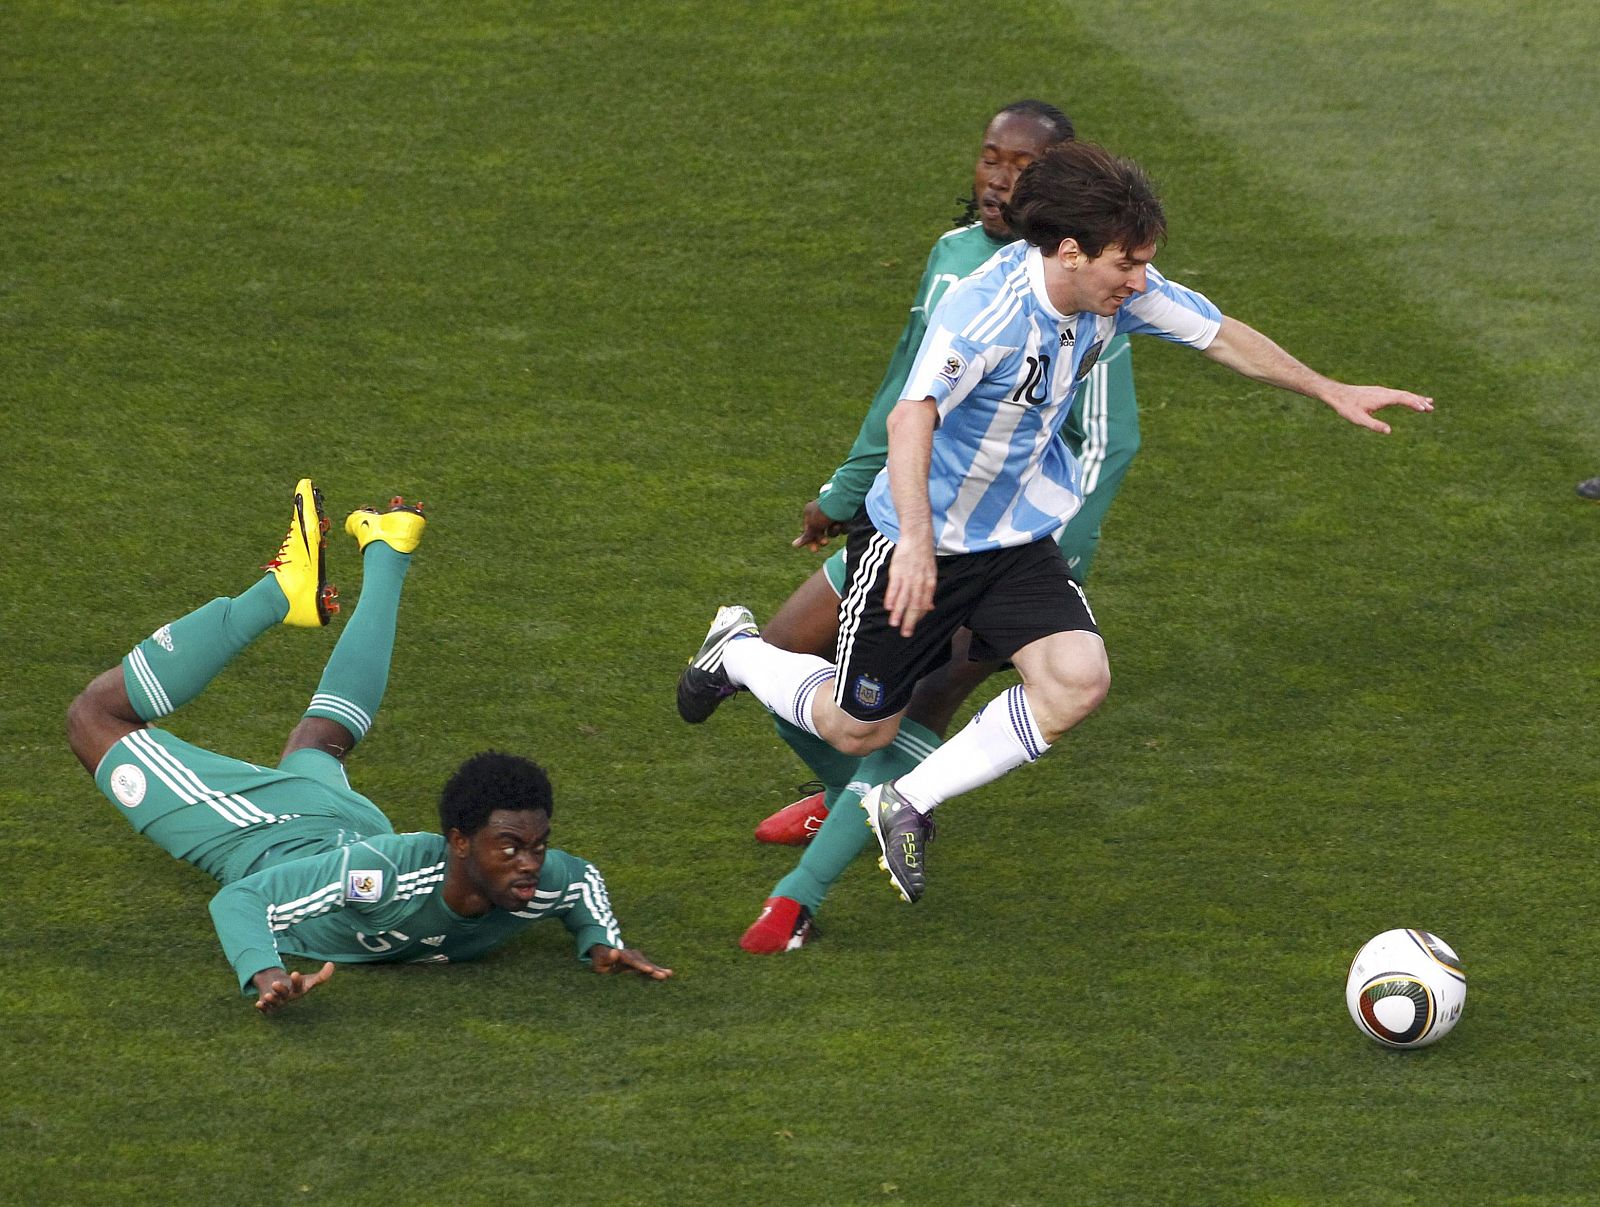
[446, 827, 472, 858]
[1057, 238, 1083, 268]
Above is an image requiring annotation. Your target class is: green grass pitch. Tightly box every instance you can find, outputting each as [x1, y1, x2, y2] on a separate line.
[4, 2, 1599, 1203]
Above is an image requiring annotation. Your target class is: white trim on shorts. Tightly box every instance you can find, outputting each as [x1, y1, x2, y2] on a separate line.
[832, 527, 895, 713]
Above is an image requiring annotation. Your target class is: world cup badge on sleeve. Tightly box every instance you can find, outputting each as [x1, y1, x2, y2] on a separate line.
[346, 870, 384, 903]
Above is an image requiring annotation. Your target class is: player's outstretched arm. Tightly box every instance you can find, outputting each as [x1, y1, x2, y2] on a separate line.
[587, 945, 674, 980]
[211, 840, 392, 1010]
[250, 963, 335, 1015]
[1202, 316, 1434, 434]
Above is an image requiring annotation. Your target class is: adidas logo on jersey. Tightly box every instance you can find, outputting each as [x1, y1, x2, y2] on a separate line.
[420, 935, 446, 947]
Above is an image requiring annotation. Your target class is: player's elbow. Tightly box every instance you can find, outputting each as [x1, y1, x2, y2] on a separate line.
[886, 397, 937, 437]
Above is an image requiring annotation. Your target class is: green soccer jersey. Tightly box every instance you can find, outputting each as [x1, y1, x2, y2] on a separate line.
[818, 223, 1137, 580]
[208, 831, 625, 993]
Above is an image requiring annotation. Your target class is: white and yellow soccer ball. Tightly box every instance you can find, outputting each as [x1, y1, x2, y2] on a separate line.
[1345, 928, 1467, 1049]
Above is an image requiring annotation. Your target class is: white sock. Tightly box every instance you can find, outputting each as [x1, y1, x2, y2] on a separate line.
[721, 637, 834, 737]
[894, 685, 1049, 814]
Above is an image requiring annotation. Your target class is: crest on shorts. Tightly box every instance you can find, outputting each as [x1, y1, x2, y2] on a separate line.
[852, 675, 885, 709]
[346, 870, 384, 903]
[938, 353, 966, 383]
[110, 764, 146, 808]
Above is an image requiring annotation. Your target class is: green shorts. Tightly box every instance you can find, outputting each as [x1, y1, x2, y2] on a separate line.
[824, 546, 849, 594]
[96, 727, 395, 885]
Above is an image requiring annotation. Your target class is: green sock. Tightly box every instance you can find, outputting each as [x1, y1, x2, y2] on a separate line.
[301, 544, 411, 745]
[773, 718, 941, 911]
[772, 717, 858, 796]
[121, 575, 288, 721]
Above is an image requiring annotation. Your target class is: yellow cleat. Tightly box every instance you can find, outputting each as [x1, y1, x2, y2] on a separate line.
[264, 478, 338, 627]
[345, 496, 427, 554]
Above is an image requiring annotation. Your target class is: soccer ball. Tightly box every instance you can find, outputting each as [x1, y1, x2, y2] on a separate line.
[1345, 928, 1466, 1049]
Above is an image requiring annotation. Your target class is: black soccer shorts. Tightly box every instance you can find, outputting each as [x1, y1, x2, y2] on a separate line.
[832, 522, 1099, 723]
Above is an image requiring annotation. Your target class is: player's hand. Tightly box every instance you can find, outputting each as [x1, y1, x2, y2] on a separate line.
[1325, 384, 1434, 434]
[792, 499, 847, 552]
[588, 945, 674, 980]
[251, 962, 335, 1015]
[885, 539, 936, 638]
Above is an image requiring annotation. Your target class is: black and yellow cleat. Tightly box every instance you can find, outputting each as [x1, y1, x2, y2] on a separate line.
[264, 478, 338, 627]
[345, 497, 427, 554]
[863, 781, 934, 904]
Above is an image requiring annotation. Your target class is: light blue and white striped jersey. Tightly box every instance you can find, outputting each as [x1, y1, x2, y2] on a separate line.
[864, 241, 1221, 554]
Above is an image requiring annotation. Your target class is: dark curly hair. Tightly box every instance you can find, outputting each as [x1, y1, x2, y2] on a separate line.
[954, 99, 1075, 227]
[439, 751, 554, 837]
[1001, 140, 1166, 258]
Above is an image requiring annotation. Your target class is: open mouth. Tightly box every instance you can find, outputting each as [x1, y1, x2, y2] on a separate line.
[509, 882, 537, 903]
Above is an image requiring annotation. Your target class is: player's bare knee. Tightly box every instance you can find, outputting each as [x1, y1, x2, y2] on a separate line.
[825, 723, 889, 752]
[837, 729, 891, 758]
[817, 712, 896, 758]
[65, 689, 96, 760]
[67, 669, 140, 773]
[1030, 662, 1111, 741]
[1079, 658, 1112, 710]
[281, 717, 355, 762]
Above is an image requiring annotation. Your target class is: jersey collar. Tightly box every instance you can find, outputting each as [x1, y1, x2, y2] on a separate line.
[1024, 245, 1067, 321]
